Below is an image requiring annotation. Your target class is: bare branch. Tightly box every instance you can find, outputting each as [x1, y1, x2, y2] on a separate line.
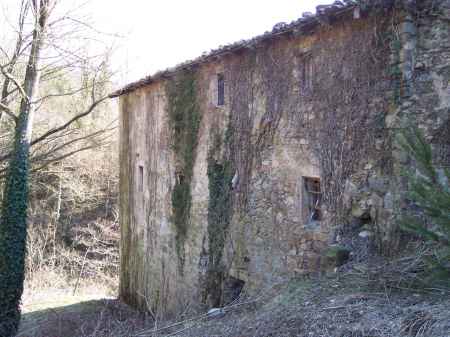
[0, 96, 109, 163]
[0, 102, 18, 122]
[31, 127, 115, 163]
[0, 64, 29, 102]
[30, 143, 108, 174]
[0, 0, 30, 122]
[0, 143, 99, 179]
[30, 95, 109, 146]
[33, 79, 110, 103]
[63, 16, 125, 39]
[30, 128, 78, 156]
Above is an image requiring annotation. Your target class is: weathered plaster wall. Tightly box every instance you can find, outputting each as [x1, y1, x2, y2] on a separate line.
[118, 0, 449, 316]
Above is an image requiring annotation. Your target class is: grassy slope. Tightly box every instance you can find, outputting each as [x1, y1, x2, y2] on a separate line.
[18, 264, 450, 337]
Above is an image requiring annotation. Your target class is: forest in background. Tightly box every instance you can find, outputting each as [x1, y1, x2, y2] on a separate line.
[0, 0, 120, 324]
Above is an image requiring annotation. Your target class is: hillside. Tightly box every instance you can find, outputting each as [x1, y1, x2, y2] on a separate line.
[19, 254, 450, 337]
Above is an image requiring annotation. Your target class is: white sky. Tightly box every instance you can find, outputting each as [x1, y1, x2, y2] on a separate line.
[0, 1, 333, 86]
[89, 0, 333, 85]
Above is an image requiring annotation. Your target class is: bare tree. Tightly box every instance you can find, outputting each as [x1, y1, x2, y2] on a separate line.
[0, 2, 53, 334]
[0, 1, 116, 335]
[0, 0, 116, 175]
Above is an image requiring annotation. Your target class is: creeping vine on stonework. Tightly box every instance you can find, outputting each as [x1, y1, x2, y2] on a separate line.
[223, 45, 294, 214]
[297, 14, 394, 229]
[256, 43, 295, 157]
[165, 70, 201, 272]
[205, 134, 234, 307]
[299, 4, 423, 233]
[202, 44, 297, 305]
[223, 51, 259, 213]
[390, 36, 403, 105]
[202, 10, 406, 301]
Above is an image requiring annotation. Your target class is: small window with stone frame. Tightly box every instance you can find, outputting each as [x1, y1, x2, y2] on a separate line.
[138, 165, 144, 192]
[217, 73, 225, 106]
[303, 177, 322, 223]
[299, 54, 313, 93]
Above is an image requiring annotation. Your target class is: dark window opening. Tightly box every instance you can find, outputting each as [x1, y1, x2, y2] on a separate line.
[217, 73, 225, 106]
[433, 143, 450, 168]
[138, 165, 144, 192]
[303, 177, 322, 223]
[177, 172, 185, 185]
[300, 55, 313, 92]
[223, 276, 245, 305]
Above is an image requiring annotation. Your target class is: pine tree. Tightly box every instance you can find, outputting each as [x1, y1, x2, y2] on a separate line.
[398, 127, 450, 280]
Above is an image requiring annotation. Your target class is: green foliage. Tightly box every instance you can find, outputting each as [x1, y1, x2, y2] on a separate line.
[165, 71, 201, 271]
[0, 116, 31, 336]
[207, 157, 233, 267]
[205, 150, 233, 306]
[398, 127, 450, 280]
[171, 181, 191, 261]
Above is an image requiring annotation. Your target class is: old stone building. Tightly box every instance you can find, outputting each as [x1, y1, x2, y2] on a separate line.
[111, 0, 450, 316]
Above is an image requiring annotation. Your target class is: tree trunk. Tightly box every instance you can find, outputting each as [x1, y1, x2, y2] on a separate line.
[0, 2, 50, 335]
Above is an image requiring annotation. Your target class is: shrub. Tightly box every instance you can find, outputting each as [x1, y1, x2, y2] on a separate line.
[398, 127, 450, 281]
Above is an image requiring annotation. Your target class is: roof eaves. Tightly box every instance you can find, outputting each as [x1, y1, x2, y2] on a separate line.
[109, 1, 357, 98]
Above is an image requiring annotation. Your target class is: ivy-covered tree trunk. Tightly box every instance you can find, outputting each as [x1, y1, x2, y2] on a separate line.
[0, 2, 50, 335]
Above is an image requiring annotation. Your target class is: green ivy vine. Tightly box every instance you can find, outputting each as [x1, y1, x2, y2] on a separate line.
[165, 70, 201, 273]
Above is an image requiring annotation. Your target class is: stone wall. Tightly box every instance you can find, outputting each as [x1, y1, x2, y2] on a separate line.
[346, 0, 450, 254]
[118, 0, 450, 316]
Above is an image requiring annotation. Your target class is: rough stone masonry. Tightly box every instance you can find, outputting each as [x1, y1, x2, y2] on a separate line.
[111, 0, 450, 316]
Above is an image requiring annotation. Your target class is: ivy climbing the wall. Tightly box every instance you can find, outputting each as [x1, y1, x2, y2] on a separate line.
[166, 71, 201, 272]
[205, 136, 234, 307]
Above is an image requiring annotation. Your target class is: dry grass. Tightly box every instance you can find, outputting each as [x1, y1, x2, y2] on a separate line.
[19, 222, 123, 337]
[17, 143, 121, 337]
[17, 153, 450, 337]
[18, 249, 450, 337]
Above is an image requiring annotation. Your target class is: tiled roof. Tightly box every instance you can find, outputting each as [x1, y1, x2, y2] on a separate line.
[110, 0, 358, 98]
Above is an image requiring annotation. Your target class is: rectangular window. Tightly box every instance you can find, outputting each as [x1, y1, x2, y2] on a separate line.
[138, 165, 144, 192]
[217, 73, 225, 106]
[303, 177, 322, 223]
[433, 143, 450, 168]
[300, 55, 313, 92]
